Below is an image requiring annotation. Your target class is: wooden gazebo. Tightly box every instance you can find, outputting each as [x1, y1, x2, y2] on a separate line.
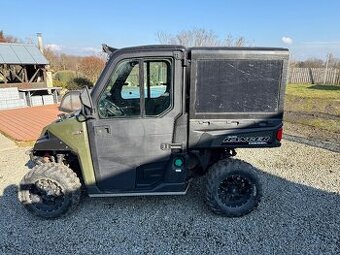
[0, 43, 49, 89]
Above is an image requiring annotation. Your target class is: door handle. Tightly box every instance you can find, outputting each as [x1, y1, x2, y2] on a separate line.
[160, 143, 183, 151]
[94, 125, 111, 136]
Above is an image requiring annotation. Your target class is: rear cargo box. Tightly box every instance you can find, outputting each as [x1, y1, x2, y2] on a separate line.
[188, 47, 289, 148]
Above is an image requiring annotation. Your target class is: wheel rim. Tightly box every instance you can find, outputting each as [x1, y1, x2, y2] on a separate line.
[29, 179, 65, 211]
[217, 174, 254, 207]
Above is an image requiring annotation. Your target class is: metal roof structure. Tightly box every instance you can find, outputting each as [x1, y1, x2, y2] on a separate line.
[0, 43, 48, 65]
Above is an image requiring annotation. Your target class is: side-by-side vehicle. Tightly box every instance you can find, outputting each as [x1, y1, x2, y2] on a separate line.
[18, 44, 289, 218]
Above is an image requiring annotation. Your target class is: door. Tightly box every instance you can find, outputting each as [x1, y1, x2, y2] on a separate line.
[87, 50, 185, 192]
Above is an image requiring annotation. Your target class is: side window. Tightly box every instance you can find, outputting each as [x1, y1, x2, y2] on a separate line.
[98, 58, 172, 119]
[98, 60, 140, 118]
[144, 60, 171, 116]
[121, 64, 140, 99]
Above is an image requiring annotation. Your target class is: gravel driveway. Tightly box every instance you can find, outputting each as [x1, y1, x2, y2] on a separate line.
[0, 134, 339, 255]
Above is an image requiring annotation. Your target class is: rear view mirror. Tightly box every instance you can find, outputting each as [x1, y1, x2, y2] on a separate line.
[59, 90, 82, 113]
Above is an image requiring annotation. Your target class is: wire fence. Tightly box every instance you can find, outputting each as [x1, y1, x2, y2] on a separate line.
[288, 67, 340, 85]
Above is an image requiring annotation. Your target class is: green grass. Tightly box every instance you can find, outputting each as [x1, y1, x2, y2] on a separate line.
[284, 95, 340, 115]
[286, 84, 340, 99]
[285, 84, 340, 115]
[284, 84, 340, 133]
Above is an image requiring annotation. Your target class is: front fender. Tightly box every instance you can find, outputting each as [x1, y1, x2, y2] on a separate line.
[31, 117, 96, 186]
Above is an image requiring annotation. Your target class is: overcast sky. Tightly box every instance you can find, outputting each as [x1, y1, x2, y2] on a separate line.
[1, 0, 339, 60]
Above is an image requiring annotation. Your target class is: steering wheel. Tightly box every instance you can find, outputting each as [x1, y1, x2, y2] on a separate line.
[98, 98, 125, 118]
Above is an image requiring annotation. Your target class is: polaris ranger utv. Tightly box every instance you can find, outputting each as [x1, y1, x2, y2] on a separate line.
[18, 45, 289, 219]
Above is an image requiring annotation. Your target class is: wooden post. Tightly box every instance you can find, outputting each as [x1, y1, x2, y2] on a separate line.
[4, 64, 7, 85]
[27, 91, 32, 107]
[53, 89, 58, 103]
[42, 66, 47, 85]
[323, 53, 330, 84]
[334, 69, 338, 85]
[308, 67, 314, 84]
[23, 67, 28, 83]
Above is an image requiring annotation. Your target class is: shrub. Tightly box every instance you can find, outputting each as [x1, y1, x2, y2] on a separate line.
[54, 71, 76, 84]
[52, 79, 67, 89]
[66, 77, 94, 90]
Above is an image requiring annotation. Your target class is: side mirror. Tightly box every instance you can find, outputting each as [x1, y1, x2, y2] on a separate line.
[59, 90, 82, 113]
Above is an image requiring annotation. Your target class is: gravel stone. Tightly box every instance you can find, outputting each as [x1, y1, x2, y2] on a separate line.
[0, 134, 339, 255]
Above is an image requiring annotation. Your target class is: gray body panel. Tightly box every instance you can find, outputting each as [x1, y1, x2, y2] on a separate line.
[87, 46, 188, 193]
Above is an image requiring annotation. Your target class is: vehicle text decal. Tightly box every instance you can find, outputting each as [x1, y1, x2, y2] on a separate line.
[222, 135, 271, 145]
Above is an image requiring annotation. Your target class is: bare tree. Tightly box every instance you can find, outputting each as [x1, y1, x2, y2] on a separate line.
[79, 56, 105, 82]
[157, 28, 246, 47]
[293, 58, 324, 68]
[224, 34, 246, 47]
[0, 30, 21, 43]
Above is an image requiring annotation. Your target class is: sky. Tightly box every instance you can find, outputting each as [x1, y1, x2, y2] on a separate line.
[1, 0, 340, 60]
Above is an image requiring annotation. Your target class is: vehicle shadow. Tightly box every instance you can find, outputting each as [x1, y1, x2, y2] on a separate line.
[308, 84, 340, 91]
[0, 169, 339, 255]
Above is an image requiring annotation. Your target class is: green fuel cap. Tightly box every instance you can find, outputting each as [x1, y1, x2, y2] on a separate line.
[174, 158, 183, 167]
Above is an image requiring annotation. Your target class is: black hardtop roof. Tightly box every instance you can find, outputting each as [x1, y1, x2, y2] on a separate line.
[103, 44, 186, 55]
[189, 47, 289, 58]
[190, 46, 288, 51]
[103, 44, 288, 55]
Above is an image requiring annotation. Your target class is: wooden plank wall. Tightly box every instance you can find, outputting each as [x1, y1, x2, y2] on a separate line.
[289, 68, 340, 84]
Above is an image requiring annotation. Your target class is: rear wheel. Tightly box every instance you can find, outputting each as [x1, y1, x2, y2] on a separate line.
[18, 162, 81, 219]
[205, 159, 262, 217]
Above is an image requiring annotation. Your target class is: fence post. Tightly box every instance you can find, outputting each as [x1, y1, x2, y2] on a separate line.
[308, 67, 314, 84]
[323, 53, 330, 84]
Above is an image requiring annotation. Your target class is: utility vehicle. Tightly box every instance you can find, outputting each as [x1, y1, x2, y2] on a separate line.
[18, 44, 289, 218]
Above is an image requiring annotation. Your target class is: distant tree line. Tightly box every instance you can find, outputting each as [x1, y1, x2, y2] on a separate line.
[2, 28, 339, 90]
[157, 28, 340, 70]
[0, 30, 21, 43]
[157, 28, 247, 47]
[291, 54, 340, 69]
[44, 47, 106, 90]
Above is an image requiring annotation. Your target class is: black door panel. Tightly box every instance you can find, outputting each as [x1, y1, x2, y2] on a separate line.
[88, 117, 175, 192]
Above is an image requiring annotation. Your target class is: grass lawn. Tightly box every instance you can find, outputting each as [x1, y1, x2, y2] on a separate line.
[284, 84, 340, 134]
[286, 84, 340, 99]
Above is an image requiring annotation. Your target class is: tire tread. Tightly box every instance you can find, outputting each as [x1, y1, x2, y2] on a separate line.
[18, 162, 81, 219]
[205, 158, 262, 217]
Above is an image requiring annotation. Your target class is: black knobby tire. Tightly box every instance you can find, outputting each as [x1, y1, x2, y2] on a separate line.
[18, 162, 82, 219]
[205, 159, 262, 217]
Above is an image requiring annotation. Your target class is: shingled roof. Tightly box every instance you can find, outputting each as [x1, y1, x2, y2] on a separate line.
[0, 43, 48, 65]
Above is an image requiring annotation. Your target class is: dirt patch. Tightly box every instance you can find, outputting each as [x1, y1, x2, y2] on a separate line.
[283, 121, 340, 152]
[286, 111, 340, 121]
[284, 88, 340, 152]
[284, 111, 340, 134]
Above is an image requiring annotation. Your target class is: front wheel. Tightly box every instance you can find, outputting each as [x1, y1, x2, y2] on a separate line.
[205, 159, 262, 217]
[18, 162, 82, 219]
